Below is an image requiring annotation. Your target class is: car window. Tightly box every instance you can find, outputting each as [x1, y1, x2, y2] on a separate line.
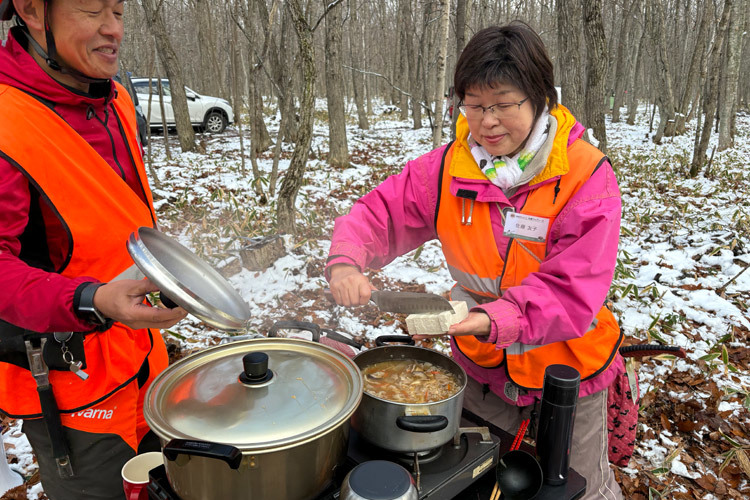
[133, 80, 171, 96]
[157, 80, 171, 96]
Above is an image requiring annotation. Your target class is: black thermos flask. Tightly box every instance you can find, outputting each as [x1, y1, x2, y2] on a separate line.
[535, 364, 580, 485]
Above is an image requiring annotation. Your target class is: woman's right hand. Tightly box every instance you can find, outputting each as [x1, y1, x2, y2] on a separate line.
[327, 264, 375, 307]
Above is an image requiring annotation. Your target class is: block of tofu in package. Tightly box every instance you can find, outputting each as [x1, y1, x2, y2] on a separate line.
[405, 301, 469, 336]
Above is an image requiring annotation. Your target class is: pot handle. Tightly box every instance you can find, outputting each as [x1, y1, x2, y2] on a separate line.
[268, 321, 321, 341]
[163, 439, 243, 470]
[396, 415, 449, 433]
[375, 335, 415, 347]
[158, 293, 179, 309]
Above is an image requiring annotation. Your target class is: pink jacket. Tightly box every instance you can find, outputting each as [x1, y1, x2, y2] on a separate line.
[328, 116, 624, 406]
[0, 28, 145, 333]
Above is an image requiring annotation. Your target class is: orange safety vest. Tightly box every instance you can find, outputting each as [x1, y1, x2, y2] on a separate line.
[436, 106, 623, 391]
[0, 82, 166, 418]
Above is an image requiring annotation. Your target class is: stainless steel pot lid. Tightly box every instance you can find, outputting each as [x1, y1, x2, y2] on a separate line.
[144, 338, 363, 452]
[127, 226, 251, 331]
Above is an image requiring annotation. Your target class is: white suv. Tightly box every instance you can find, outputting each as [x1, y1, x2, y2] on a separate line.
[131, 78, 234, 134]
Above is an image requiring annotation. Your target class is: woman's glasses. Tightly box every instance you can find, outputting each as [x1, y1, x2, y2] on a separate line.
[458, 97, 529, 120]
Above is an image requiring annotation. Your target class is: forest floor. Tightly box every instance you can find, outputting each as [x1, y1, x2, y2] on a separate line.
[2, 103, 749, 499]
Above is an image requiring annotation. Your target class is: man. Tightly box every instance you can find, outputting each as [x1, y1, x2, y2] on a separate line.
[0, 0, 186, 497]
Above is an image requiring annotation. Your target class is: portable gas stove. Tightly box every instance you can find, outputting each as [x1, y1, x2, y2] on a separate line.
[147, 410, 586, 499]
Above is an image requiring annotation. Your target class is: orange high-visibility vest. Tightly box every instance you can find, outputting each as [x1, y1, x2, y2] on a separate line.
[436, 106, 622, 391]
[0, 82, 165, 418]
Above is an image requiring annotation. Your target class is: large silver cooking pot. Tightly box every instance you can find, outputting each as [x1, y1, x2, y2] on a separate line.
[145, 338, 363, 500]
[352, 336, 467, 453]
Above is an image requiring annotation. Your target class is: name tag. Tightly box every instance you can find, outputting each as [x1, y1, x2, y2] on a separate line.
[503, 212, 549, 242]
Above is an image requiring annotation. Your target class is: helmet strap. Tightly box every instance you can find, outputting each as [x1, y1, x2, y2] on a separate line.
[22, 0, 111, 86]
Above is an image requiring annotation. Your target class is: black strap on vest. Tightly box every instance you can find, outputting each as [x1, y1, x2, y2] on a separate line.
[24, 337, 75, 478]
[433, 141, 455, 232]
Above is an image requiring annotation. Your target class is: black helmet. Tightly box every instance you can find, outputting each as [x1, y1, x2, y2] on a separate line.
[0, 0, 15, 21]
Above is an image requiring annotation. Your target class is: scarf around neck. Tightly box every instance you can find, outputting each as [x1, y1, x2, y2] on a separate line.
[468, 109, 550, 191]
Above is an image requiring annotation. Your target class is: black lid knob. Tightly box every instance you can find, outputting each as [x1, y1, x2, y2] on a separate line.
[239, 352, 273, 384]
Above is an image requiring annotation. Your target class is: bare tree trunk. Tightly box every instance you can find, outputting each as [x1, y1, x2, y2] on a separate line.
[349, 0, 369, 130]
[611, 0, 636, 123]
[582, 0, 609, 152]
[397, 0, 411, 121]
[270, 96, 294, 198]
[230, 10, 247, 178]
[411, 1, 429, 130]
[556, 0, 586, 120]
[140, 0, 197, 153]
[143, 47, 160, 189]
[627, 18, 646, 125]
[236, 0, 274, 156]
[646, 0, 677, 144]
[278, 0, 316, 234]
[690, 0, 733, 177]
[676, 0, 711, 135]
[718, 0, 744, 150]
[324, 0, 349, 167]
[194, 0, 224, 98]
[452, 0, 468, 140]
[432, 0, 451, 148]
[157, 79, 171, 160]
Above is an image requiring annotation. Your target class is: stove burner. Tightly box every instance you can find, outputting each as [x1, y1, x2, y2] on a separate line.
[394, 445, 444, 466]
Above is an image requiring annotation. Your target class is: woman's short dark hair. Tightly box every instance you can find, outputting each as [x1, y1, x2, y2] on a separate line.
[454, 22, 557, 121]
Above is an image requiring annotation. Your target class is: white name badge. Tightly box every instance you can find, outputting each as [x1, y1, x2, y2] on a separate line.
[503, 212, 549, 242]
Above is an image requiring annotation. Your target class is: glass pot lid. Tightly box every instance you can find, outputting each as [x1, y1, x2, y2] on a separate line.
[144, 338, 363, 452]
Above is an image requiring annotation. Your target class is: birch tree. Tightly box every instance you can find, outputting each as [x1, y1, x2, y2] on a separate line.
[432, 0, 451, 148]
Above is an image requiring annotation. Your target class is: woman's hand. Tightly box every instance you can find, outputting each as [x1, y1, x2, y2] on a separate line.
[92, 278, 188, 330]
[327, 264, 375, 306]
[412, 311, 491, 340]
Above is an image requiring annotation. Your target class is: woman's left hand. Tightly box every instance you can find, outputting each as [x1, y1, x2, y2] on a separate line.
[411, 311, 491, 340]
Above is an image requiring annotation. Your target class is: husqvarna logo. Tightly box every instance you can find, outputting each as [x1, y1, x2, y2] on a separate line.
[69, 408, 114, 420]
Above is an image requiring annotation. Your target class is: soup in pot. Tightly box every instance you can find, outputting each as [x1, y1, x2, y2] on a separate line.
[362, 360, 460, 403]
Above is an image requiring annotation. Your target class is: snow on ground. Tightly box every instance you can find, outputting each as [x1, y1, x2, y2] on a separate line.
[3, 102, 749, 498]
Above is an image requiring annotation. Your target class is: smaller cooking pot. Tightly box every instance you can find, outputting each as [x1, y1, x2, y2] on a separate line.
[495, 450, 543, 500]
[352, 335, 467, 453]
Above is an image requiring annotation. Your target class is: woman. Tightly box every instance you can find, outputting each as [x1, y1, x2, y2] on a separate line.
[326, 22, 623, 499]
